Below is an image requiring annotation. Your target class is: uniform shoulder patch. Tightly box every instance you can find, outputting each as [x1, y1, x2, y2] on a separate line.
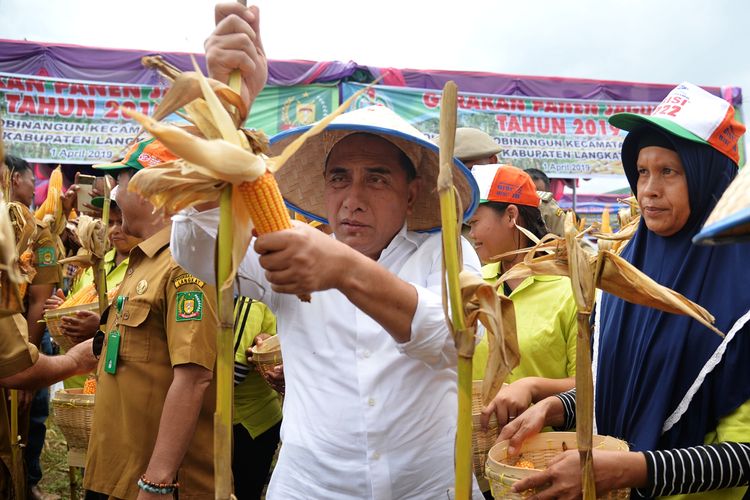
[538, 191, 554, 202]
[176, 291, 203, 322]
[37, 246, 56, 267]
[173, 273, 205, 289]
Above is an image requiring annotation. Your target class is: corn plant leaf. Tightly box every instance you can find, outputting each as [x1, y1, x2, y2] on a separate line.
[151, 70, 245, 126]
[459, 271, 519, 405]
[121, 108, 267, 183]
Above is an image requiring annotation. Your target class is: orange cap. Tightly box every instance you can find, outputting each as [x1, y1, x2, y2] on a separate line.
[471, 164, 540, 207]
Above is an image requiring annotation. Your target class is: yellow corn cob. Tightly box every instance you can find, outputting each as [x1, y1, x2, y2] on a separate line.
[60, 283, 119, 308]
[83, 377, 97, 394]
[237, 171, 292, 235]
[34, 167, 63, 221]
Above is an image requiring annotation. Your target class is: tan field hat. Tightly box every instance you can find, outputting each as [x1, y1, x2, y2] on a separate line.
[451, 127, 501, 161]
[270, 106, 479, 232]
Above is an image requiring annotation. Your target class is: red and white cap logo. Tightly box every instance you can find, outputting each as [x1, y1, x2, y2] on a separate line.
[652, 82, 744, 164]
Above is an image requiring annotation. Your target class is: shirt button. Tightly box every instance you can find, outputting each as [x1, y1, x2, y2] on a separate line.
[127, 268, 134, 276]
[373, 452, 380, 460]
[368, 398, 375, 407]
[363, 350, 371, 358]
[122, 312, 130, 320]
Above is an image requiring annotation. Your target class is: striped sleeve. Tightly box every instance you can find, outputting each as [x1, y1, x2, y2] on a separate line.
[633, 442, 750, 497]
[553, 388, 577, 431]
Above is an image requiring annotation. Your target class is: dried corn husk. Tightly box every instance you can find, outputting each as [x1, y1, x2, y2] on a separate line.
[498, 229, 722, 336]
[460, 271, 519, 405]
[600, 208, 612, 234]
[126, 64, 373, 290]
[59, 214, 111, 270]
[141, 55, 182, 82]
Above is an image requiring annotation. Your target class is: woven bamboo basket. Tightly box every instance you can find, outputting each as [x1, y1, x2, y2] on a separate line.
[472, 381, 498, 479]
[485, 432, 630, 499]
[250, 335, 282, 378]
[51, 388, 95, 450]
[45, 302, 100, 351]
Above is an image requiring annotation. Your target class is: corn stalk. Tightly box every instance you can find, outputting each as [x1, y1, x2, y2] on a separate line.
[214, 23, 247, 495]
[9, 389, 22, 500]
[564, 218, 597, 500]
[95, 178, 112, 315]
[436, 81, 473, 500]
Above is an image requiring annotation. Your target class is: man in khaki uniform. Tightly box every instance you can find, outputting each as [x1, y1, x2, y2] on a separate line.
[524, 168, 566, 237]
[6, 154, 65, 499]
[84, 141, 218, 499]
[0, 157, 96, 498]
[452, 127, 501, 170]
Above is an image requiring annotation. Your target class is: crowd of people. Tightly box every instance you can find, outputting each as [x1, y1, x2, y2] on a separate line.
[0, 3, 748, 500]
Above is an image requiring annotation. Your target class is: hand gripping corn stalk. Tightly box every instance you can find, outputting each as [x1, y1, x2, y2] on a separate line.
[495, 213, 722, 499]
[122, 56, 371, 498]
[436, 82, 520, 499]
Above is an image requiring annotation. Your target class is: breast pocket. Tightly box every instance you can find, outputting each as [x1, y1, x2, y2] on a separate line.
[118, 301, 152, 362]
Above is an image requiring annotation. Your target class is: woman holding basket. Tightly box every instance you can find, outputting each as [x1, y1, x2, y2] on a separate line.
[499, 82, 750, 499]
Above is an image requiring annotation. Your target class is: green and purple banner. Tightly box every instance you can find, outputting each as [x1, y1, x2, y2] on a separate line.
[1, 72, 338, 164]
[342, 82, 664, 178]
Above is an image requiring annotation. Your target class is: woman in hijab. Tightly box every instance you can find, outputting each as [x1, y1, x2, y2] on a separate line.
[497, 82, 750, 499]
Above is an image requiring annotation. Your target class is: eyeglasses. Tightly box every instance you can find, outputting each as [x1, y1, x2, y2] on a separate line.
[93, 330, 105, 359]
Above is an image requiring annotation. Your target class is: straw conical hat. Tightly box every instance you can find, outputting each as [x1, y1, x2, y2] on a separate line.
[693, 165, 750, 245]
[270, 106, 478, 232]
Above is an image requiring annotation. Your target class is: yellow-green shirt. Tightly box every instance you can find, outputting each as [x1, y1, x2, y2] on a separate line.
[473, 262, 577, 382]
[64, 248, 129, 389]
[233, 297, 283, 438]
[661, 399, 750, 499]
[69, 248, 129, 296]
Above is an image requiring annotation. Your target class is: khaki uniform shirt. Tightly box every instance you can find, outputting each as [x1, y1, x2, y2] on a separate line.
[538, 191, 566, 237]
[84, 226, 217, 499]
[0, 313, 39, 497]
[30, 219, 61, 286]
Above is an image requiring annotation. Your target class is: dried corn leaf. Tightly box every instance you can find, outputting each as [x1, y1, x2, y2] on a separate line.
[191, 58, 243, 147]
[459, 271, 519, 405]
[122, 108, 267, 183]
[565, 214, 596, 312]
[128, 162, 225, 216]
[151, 71, 246, 126]
[498, 221, 723, 337]
[141, 55, 181, 82]
[77, 215, 110, 259]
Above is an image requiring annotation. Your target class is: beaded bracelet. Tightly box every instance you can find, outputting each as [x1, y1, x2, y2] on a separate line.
[137, 474, 179, 495]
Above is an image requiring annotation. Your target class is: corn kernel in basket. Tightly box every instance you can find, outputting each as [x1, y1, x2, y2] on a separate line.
[83, 378, 97, 395]
[515, 458, 536, 469]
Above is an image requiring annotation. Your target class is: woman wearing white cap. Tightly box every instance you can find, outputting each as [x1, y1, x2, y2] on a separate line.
[499, 83, 750, 498]
[467, 165, 578, 432]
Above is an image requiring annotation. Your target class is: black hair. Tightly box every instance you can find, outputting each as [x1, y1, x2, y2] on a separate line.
[4, 155, 31, 175]
[325, 133, 417, 181]
[483, 201, 548, 241]
[524, 167, 551, 191]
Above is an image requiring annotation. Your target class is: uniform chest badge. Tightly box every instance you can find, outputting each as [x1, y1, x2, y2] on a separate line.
[136, 280, 148, 295]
